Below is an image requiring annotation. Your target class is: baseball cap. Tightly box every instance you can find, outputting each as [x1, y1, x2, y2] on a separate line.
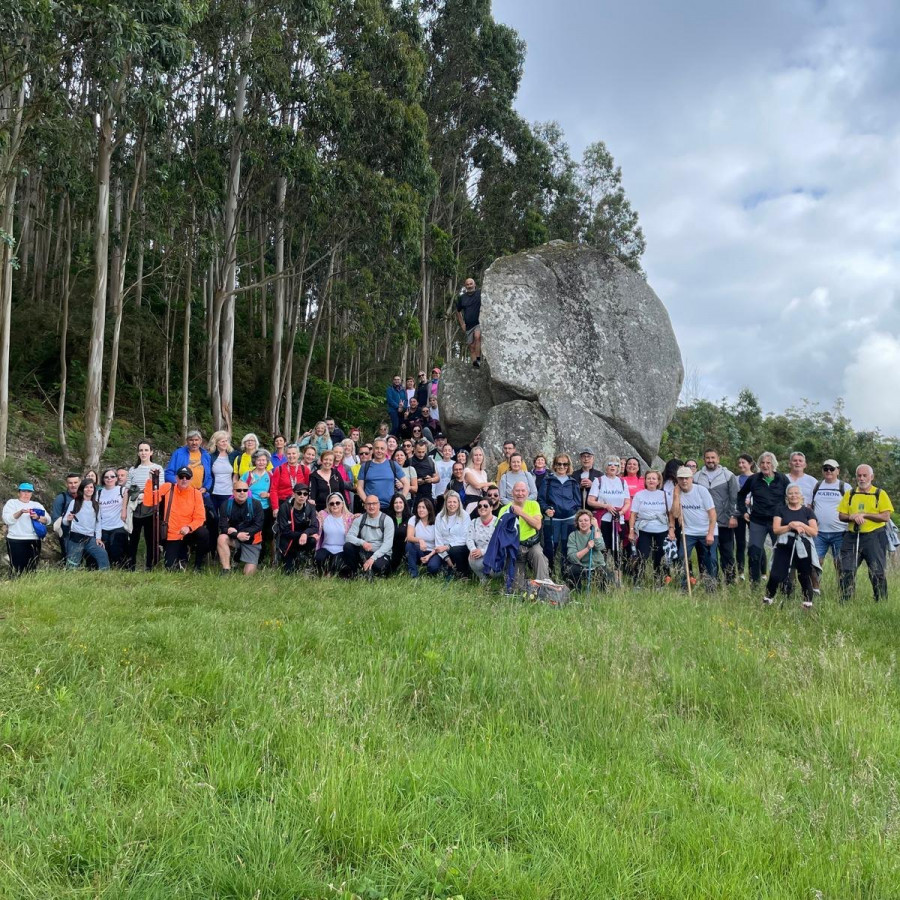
[579, 448, 594, 456]
[18, 482, 35, 491]
[292, 483, 310, 494]
[822, 459, 839, 468]
[676, 466, 693, 478]
[176, 466, 193, 479]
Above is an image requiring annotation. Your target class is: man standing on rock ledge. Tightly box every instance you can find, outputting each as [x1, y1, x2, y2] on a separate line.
[456, 277, 482, 368]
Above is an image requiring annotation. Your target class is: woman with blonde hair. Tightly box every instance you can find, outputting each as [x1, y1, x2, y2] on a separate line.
[208, 430, 236, 512]
[434, 492, 471, 576]
[232, 433, 270, 479]
[537, 453, 582, 570]
[315, 492, 354, 575]
[462, 446, 489, 511]
[299, 421, 333, 457]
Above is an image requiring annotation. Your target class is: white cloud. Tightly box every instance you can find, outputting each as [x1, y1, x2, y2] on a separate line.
[492, 0, 900, 432]
[843, 334, 900, 433]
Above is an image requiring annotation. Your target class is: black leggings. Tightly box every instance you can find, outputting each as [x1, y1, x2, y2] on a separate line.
[127, 515, 159, 570]
[765, 540, 813, 602]
[635, 530, 665, 581]
[443, 545, 471, 576]
[7, 539, 41, 576]
[314, 548, 344, 575]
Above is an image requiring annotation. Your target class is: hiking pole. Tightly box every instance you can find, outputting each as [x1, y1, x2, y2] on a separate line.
[612, 513, 622, 588]
[587, 525, 595, 594]
[680, 513, 692, 598]
[151, 469, 161, 569]
[779, 536, 799, 609]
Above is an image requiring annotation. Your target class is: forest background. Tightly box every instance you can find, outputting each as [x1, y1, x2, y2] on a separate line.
[2, 0, 898, 498]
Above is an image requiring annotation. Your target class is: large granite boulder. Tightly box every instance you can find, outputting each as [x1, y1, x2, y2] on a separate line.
[440, 242, 683, 469]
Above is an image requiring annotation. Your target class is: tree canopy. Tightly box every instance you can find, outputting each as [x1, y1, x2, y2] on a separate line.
[0, 0, 647, 464]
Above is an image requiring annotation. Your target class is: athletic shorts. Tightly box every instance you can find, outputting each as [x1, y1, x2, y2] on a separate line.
[466, 324, 480, 346]
[232, 540, 261, 564]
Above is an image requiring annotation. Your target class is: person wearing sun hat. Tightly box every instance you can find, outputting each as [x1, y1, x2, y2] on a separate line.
[3, 483, 51, 575]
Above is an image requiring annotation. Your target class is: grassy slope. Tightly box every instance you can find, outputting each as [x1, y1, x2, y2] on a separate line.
[1, 572, 899, 899]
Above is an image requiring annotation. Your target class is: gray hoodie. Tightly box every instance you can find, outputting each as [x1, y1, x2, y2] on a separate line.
[692, 466, 738, 524]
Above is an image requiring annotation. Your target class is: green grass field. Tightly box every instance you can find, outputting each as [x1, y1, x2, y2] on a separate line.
[1, 571, 899, 898]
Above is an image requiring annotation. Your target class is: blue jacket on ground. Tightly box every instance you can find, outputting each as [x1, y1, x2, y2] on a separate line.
[483, 510, 520, 590]
[165, 445, 213, 491]
[538, 475, 582, 519]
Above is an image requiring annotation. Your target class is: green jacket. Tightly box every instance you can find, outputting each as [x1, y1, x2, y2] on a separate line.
[567, 529, 607, 570]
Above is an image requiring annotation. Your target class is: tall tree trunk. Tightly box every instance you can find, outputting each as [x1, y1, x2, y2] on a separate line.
[259, 215, 267, 340]
[420, 218, 429, 371]
[214, 14, 252, 432]
[0, 70, 27, 462]
[101, 134, 144, 452]
[181, 209, 194, 441]
[58, 195, 72, 463]
[267, 175, 286, 434]
[83, 95, 116, 468]
[294, 243, 337, 441]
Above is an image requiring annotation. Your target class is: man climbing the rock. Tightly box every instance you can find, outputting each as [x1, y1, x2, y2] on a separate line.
[456, 277, 482, 368]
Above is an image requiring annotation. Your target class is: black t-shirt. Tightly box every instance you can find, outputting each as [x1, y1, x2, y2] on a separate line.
[775, 504, 816, 531]
[457, 290, 481, 328]
[409, 454, 436, 500]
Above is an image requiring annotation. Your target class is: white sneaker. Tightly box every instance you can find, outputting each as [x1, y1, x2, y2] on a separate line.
[802, 600, 813, 609]
[812, 588, 821, 595]
[763, 596, 774, 605]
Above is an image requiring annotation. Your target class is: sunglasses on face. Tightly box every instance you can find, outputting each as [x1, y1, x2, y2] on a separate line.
[233, 488, 248, 493]
[477, 503, 490, 509]
[328, 501, 342, 507]
[177, 475, 192, 481]
[296, 491, 309, 496]
[822, 466, 835, 472]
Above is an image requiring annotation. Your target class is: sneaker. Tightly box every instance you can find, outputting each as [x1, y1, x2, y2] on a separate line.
[689, 576, 697, 586]
[802, 600, 813, 609]
[219, 568, 232, 576]
[473, 359, 480, 369]
[663, 575, 672, 585]
[812, 588, 821, 595]
[763, 596, 774, 605]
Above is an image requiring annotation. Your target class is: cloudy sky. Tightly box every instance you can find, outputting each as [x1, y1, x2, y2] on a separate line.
[492, 0, 900, 434]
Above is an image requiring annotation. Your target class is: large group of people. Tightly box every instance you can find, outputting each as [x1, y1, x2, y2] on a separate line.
[3, 419, 895, 607]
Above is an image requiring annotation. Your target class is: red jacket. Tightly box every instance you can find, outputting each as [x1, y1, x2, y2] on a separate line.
[271, 463, 307, 508]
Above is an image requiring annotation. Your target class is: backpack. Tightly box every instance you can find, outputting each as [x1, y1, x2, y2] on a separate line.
[811, 479, 850, 504]
[844, 487, 898, 549]
[358, 512, 387, 544]
[225, 494, 256, 520]
[359, 459, 404, 486]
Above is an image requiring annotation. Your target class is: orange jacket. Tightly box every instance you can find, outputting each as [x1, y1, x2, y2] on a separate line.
[143, 480, 206, 541]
